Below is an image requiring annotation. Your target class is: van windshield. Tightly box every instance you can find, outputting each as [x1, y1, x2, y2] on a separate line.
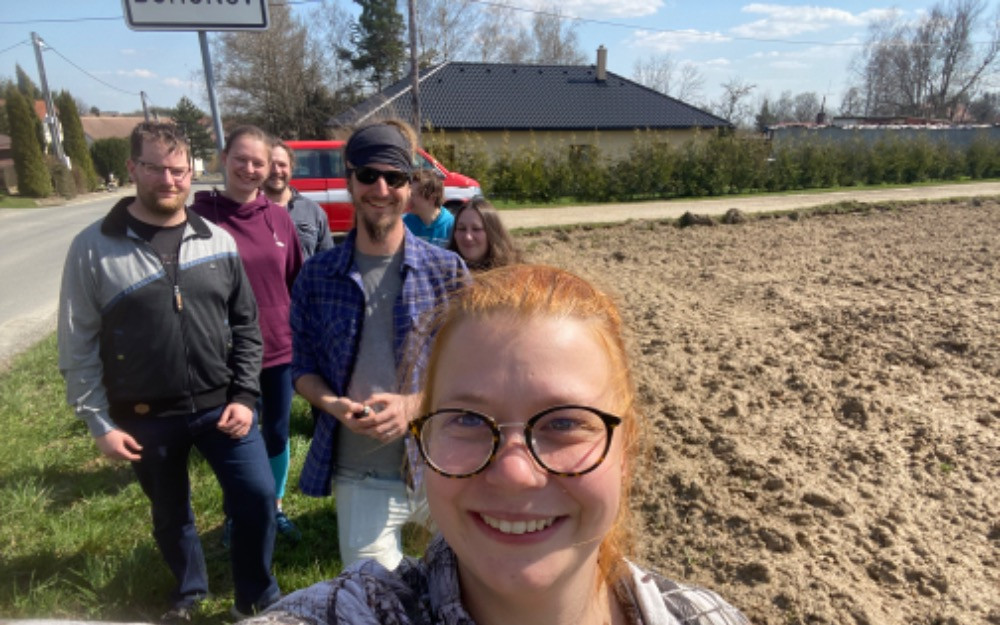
[293, 148, 345, 179]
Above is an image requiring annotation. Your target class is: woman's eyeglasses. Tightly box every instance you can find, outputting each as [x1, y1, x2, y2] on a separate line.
[348, 166, 410, 188]
[410, 405, 622, 478]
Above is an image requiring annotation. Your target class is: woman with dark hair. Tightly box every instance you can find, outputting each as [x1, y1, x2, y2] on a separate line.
[240, 265, 748, 625]
[190, 125, 304, 545]
[447, 197, 522, 271]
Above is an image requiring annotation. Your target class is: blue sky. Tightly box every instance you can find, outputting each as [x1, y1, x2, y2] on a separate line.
[0, 1, 965, 118]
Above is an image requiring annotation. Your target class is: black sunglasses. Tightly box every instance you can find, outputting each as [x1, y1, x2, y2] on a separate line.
[349, 166, 410, 189]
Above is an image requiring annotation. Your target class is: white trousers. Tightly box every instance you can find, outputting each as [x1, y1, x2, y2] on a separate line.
[334, 473, 411, 570]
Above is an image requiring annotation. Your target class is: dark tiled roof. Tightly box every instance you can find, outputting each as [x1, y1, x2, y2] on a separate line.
[329, 62, 731, 131]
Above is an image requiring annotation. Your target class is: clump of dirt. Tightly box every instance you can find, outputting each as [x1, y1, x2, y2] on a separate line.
[518, 200, 1000, 625]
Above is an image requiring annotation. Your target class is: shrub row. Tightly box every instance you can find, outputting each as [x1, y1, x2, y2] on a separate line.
[425, 130, 1000, 203]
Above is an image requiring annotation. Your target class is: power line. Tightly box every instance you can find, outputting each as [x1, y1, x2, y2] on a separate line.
[42, 40, 140, 96]
[0, 40, 31, 57]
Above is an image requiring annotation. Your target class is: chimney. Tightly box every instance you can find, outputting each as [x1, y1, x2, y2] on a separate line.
[596, 45, 607, 82]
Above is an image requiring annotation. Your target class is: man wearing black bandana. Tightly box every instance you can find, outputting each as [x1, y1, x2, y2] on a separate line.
[290, 120, 469, 568]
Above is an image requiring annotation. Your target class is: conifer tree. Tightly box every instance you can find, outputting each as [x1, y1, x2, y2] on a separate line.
[15, 64, 47, 152]
[90, 137, 129, 184]
[56, 90, 100, 190]
[15, 64, 41, 102]
[341, 0, 406, 91]
[5, 86, 52, 197]
[171, 97, 215, 162]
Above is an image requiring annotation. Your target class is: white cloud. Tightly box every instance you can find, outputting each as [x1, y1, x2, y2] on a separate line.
[732, 3, 870, 39]
[858, 8, 900, 23]
[120, 48, 138, 56]
[117, 69, 156, 79]
[772, 60, 808, 69]
[519, 0, 662, 18]
[633, 28, 730, 52]
[703, 58, 731, 67]
[162, 77, 196, 90]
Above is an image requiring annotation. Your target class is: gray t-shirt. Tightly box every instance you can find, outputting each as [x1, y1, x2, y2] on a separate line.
[336, 248, 406, 478]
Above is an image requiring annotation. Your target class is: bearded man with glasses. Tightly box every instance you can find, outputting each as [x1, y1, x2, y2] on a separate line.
[57, 121, 280, 620]
[290, 120, 469, 570]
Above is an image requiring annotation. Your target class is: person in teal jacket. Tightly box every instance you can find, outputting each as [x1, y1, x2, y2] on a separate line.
[403, 168, 454, 248]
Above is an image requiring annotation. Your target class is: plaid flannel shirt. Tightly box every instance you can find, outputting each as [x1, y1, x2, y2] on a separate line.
[246, 535, 751, 624]
[291, 228, 468, 496]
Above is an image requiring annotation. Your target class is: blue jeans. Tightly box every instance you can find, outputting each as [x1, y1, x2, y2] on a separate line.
[258, 364, 293, 499]
[117, 406, 280, 611]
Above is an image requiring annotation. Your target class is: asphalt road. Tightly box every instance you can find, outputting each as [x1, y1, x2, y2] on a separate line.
[0, 182, 214, 371]
[2, 180, 999, 370]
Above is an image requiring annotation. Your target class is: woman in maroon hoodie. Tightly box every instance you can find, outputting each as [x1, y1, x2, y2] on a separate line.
[190, 125, 304, 543]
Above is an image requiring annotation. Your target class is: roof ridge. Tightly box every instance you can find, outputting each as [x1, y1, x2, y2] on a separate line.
[354, 62, 452, 126]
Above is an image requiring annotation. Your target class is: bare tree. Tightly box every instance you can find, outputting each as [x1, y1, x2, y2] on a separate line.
[470, 3, 585, 64]
[531, 7, 587, 65]
[839, 86, 865, 116]
[966, 90, 1000, 121]
[632, 53, 705, 102]
[212, 4, 334, 138]
[712, 77, 756, 127]
[414, 0, 480, 65]
[793, 92, 822, 122]
[313, 0, 364, 100]
[850, 0, 1000, 118]
[471, 4, 532, 63]
[771, 90, 795, 121]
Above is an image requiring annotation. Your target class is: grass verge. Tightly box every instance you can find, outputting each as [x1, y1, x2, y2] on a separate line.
[0, 195, 38, 209]
[0, 335, 351, 623]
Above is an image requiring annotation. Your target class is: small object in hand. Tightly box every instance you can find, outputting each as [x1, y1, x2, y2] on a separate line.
[353, 405, 372, 419]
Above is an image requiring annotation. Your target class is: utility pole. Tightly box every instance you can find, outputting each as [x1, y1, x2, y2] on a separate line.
[141, 91, 151, 122]
[407, 0, 421, 145]
[198, 32, 226, 166]
[30, 31, 67, 166]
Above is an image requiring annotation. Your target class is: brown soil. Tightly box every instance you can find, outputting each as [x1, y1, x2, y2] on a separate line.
[517, 199, 1000, 625]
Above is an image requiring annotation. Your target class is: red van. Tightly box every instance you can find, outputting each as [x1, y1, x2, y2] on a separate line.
[286, 140, 482, 233]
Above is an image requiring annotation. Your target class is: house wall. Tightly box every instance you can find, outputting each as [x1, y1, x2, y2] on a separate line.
[426, 127, 711, 161]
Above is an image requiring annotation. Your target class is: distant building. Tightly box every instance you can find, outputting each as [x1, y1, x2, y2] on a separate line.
[327, 47, 731, 161]
[767, 117, 999, 149]
[79, 116, 148, 147]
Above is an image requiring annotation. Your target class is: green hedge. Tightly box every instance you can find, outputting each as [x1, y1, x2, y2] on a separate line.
[426, 129, 1000, 203]
[89, 137, 130, 186]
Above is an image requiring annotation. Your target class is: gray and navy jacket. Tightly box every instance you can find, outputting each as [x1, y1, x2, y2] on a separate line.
[58, 197, 263, 437]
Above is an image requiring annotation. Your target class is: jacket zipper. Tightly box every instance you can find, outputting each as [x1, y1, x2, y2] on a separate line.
[138, 231, 196, 413]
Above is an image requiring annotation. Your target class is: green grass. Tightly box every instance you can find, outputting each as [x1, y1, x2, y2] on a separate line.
[0, 195, 39, 209]
[0, 334, 357, 623]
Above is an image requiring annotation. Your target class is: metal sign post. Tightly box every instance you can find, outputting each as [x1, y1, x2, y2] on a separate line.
[121, 0, 269, 167]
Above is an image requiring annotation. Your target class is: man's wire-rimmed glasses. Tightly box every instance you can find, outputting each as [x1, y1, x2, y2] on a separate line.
[135, 159, 192, 180]
[410, 404, 622, 479]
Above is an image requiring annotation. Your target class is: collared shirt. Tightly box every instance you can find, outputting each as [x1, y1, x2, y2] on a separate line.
[291, 227, 468, 496]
